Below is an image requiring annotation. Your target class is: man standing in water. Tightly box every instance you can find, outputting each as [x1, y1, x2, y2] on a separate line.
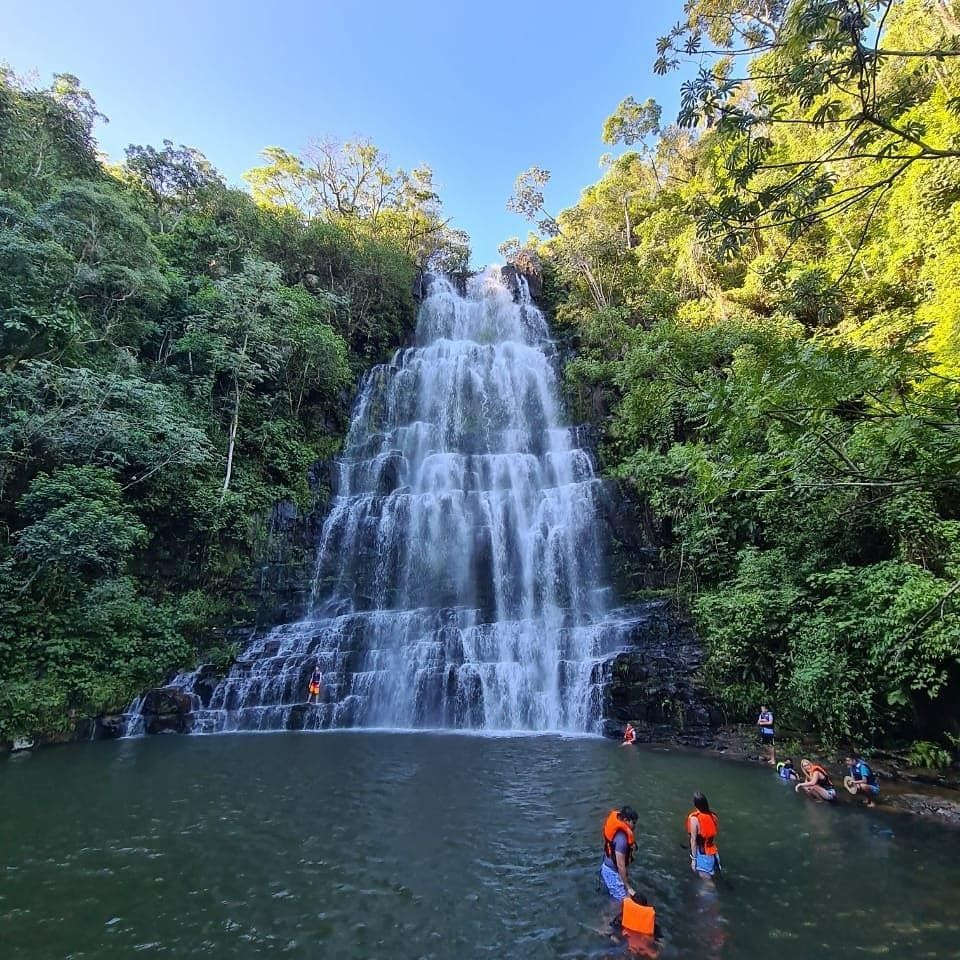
[600, 807, 639, 902]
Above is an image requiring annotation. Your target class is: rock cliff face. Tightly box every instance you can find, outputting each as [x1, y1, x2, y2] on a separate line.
[599, 601, 718, 745]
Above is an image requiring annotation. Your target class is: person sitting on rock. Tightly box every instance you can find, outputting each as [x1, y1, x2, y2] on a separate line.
[796, 759, 837, 802]
[622, 722, 637, 746]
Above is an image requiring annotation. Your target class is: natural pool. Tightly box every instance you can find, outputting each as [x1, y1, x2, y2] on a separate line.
[2, 733, 957, 958]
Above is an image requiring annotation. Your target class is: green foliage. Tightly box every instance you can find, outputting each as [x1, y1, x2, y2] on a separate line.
[521, 0, 960, 745]
[0, 69, 436, 739]
[907, 740, 954, 769]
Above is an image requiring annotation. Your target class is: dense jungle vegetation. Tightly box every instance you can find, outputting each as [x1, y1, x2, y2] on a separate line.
[0, 68, 467, 739]
[508, 0, 960, 752]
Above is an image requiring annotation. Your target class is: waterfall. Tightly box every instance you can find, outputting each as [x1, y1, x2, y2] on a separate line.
[151, 269, 641, 734]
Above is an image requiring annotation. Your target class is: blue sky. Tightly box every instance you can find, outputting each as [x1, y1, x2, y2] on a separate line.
[4, 1, 687, 265]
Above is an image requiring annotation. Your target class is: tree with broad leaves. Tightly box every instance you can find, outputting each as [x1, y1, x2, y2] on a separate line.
[654, 0, 960, 264]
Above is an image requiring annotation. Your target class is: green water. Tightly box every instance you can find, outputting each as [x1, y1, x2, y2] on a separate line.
[2, 733, 957, 958]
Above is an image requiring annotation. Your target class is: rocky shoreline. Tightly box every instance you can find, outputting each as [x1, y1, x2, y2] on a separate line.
[623, 725, 960, 827]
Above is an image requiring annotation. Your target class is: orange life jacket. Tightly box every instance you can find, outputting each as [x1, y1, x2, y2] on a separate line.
[808, 764, 834, 789]
[623, 725, 636, 744]
[603, 810, 636, 864]
[686, 809, 719, 856]
[621, 897, 656, 936]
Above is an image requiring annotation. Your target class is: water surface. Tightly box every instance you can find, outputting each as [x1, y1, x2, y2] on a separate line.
[2, 734, 957, 958]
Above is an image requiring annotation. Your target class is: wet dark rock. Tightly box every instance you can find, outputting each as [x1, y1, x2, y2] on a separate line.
[412, 269, 427, 301]
[94, 715, 127, 740]
[501, 261, 543, 303]
[601, 600, 717, 742]
[192, 664, 222, 708]
[140, 686, 196, 735]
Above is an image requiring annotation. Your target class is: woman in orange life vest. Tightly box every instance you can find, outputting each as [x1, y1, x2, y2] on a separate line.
[686, 792, 720, 878]
[796, 758, 837, 802]
[622, 722, 637, 746]
[600, 806, 639, 902]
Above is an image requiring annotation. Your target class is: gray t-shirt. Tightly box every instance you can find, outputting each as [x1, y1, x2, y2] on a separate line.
[603, 829, 630, 870]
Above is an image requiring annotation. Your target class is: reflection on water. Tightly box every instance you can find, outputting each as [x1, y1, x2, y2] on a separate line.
[2, 734, 958, 959]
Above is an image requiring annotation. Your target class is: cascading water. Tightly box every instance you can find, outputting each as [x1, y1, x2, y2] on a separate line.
[147, 269, 643, 734]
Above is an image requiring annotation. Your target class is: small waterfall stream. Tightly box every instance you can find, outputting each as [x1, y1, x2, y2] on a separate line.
[148, 269, 643, 733]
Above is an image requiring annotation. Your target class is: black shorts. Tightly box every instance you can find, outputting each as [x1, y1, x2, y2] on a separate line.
[760, 731, 775, 744]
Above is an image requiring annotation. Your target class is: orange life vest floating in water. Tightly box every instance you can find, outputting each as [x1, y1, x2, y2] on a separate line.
[686, 809, 719, 856]
[603, 810, 636, 863]
[621, 897, 656, 935]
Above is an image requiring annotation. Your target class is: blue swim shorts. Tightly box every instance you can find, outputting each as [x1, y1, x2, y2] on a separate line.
[694, 852, 717, 876]
[600, 863, 628, 901]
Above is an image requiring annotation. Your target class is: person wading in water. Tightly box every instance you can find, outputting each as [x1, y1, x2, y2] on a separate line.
[686, 792, 720, 878]
[600, 807, 639, 903]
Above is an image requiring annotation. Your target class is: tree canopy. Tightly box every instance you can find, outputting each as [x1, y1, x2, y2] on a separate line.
[510, 0, 960, 747]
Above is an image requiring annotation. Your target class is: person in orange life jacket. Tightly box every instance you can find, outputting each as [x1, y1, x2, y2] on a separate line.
[686, 792, 720, 877]
[307, 665, 323, 704]
[796, 758, 837, 801]
[756, 705, 775, 764]
[600, 806, 639, 902]
[622, 723, 637, 746]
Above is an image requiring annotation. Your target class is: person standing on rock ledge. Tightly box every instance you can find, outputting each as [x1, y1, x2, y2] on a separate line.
[756, 705, 775, 765]
[307, 665, 323, 704]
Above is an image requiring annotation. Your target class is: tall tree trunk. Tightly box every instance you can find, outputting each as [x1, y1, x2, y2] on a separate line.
[221, 376, 240, 503]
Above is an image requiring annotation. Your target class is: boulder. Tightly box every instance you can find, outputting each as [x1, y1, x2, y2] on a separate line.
[94, 715, 127, 740]
[140, 686, 196, 735]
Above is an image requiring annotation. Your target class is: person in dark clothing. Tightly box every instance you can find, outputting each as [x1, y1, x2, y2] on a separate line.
[756, 705, 775, 765]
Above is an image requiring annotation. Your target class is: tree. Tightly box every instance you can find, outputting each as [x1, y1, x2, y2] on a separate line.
[178, 258, 288, 500]
[124, 140, 224, 232]
[244, 137, 469, 269]
[654, 0, 960, 258]
[14, 466, 147, 588]
[507, 167, 613, 308]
